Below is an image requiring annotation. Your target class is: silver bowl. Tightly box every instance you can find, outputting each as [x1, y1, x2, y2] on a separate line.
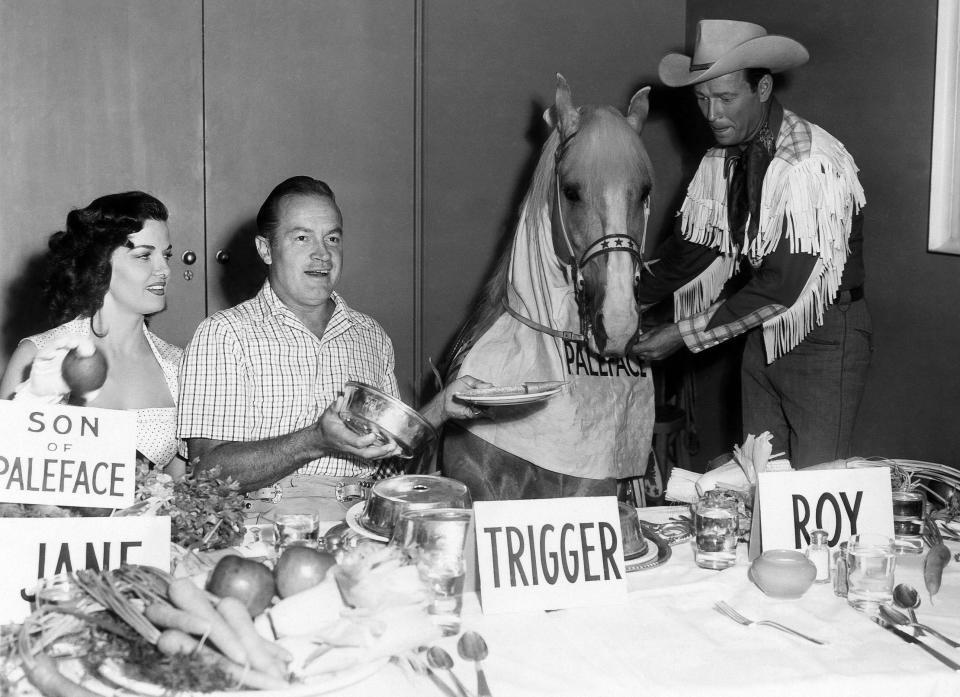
[339, 381, 437, 459]
[361, 474, 472, 538]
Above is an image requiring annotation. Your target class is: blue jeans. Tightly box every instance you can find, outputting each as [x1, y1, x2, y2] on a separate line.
[741, 297, 872, 469]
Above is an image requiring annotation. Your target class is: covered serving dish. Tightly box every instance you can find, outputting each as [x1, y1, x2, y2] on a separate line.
[361, 474, 472, 538]
[618, 502, 650, 560]
[339, 381, 437, 459]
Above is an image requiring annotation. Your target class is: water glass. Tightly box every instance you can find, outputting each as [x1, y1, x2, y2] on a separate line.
[891, 490, 925, 554]
[846, 533, 896, 611]
[409, 508, 471, 636]
[693, 491, 739, 570]
[273, 511, 320, 553]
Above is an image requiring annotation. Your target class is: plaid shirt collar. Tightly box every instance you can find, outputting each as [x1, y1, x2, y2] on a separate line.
[253, 281, 356, 343]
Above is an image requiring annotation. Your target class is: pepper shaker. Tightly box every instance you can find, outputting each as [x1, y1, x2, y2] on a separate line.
[833, 541, 849, 597]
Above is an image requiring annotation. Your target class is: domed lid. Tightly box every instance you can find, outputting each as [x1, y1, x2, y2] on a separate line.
[369, 474, 469, 505]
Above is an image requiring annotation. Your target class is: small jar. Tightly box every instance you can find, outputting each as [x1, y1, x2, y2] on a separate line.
[806, 529, 830, 584]
[833, 541, 849, 598]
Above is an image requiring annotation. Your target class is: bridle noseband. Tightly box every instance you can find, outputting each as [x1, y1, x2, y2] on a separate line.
[503, 132, 649, 347]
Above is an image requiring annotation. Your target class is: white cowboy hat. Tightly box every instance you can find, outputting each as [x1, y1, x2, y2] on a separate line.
[659, 19, 809, 87]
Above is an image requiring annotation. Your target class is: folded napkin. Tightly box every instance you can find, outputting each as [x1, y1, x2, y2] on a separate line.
[664, 467, 700, 504]
[278, 604, 441, 678]
[665, 432, 792, 503]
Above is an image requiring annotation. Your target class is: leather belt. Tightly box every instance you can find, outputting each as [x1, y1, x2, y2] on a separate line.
[247, 476, 373, 506]
[836, 286, 864, 303]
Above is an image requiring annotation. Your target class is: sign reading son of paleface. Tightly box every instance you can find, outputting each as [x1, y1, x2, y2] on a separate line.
[0, 516, 170, 623]
[757, 467, 894, 551]
[0, 400, 136, 508]
[473, 496, 627, 614]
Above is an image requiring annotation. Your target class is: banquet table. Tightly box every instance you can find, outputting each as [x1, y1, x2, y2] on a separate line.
[327, 506, 960, 697]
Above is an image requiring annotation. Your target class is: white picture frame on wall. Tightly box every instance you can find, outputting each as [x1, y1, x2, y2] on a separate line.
[929, 0, 960, 254]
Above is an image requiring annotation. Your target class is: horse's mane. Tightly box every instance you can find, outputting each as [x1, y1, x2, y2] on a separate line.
[445, 129, 562, 373]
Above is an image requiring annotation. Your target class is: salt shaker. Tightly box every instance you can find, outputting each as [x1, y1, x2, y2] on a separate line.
[833, 541, 849, 597]
[806, 529, 830, 583]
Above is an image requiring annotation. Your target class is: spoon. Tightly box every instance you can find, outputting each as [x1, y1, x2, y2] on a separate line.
[879, 605, 960, 648]
[893, 583, 924, 636]
[457, 631, 492, 697]
[427, 646, 473, 697]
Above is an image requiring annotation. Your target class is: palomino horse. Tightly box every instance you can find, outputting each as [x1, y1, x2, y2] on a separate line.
[441, 75, 656, 501]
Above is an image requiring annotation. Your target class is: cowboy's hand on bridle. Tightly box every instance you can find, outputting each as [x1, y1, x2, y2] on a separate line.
[631, 323, 685, 361]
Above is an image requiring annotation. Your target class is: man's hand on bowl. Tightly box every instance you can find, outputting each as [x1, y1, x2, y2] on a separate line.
[317, 398, 402, 459]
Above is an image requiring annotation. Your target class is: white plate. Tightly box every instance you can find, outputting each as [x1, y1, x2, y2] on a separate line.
[454, 387, 561, 406]
[97, 656, 389, 697]
[344, 501, 390, 542]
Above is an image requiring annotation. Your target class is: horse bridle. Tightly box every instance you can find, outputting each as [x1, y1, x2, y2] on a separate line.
[502, 133, 650, 346]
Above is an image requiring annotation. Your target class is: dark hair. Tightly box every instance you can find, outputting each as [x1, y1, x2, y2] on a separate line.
[744, 68, 773, 91]
[256, 176, 337, 242]
[44, 191, 168, 325]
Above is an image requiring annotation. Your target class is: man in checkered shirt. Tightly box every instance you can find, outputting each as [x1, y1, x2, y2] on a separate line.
[630, 20, 871, 469]
[177, 176, 487, 521]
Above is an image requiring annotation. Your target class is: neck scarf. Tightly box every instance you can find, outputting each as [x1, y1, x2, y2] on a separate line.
[725, 102, 777, 248]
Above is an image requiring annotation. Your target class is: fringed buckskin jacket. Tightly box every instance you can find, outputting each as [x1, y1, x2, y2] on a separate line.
[641, 99, 866, 363]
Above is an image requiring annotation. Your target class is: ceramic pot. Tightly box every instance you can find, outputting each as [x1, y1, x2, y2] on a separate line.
[750, 549, 817, 599]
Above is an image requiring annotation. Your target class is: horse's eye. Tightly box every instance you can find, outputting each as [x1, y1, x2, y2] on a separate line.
[562, 185, 580, 203]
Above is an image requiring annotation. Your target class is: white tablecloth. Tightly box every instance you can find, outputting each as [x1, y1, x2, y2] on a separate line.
[335, 507, 960, 697]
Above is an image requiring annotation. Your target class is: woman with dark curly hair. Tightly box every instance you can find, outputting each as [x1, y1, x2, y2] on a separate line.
[0, 191, 185, 477]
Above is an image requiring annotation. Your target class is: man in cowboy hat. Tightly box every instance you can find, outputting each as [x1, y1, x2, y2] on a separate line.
[632, 19, 871, 469]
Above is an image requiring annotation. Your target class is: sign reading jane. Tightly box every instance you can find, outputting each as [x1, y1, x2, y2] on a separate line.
[0, 516, 170, 623]
[473, 496, 627, 614]
[0, 400, 136, 508]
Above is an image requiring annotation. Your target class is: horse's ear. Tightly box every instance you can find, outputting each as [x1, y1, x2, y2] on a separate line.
[550, 73, 579, 139]
[626, 86, 651, 134]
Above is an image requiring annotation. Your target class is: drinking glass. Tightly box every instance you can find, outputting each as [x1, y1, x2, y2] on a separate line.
[388, 509, 423, 561]
[891, 490, 925, 554]
[847, 533, 896, 611]
[693, 490, 739, 570]
[409, 508, 472, 636]
[273, 511, 320, 554]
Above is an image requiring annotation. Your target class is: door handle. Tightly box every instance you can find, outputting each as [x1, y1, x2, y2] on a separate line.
[215, 250, 231, 264]
[181, 251, 197, 265]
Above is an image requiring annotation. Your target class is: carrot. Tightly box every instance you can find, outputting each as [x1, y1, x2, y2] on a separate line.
[216, 596, 289, 678]
[166, 578, 249, 665]
[22, 652, 104, 697]
[923, 542, 951, 603]
[156, 629, 289, 691]
[144, 602, 213, 637]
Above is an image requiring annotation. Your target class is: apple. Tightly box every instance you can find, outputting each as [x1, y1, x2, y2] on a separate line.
[206, 555, 275, 616]
[274, 546, 337, 598]
[61, 346, 108, 394]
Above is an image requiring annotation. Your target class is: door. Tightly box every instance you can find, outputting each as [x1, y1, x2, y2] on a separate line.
[202, 0, 418, 399]
[0, 0, 205, 355]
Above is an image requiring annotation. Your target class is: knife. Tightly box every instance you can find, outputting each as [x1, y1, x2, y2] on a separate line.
[871, 616, 960, 671]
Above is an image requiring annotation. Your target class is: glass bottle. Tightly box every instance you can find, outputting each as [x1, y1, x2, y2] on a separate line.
[833, 541, 849, 597]
[806, 529, 830, 583]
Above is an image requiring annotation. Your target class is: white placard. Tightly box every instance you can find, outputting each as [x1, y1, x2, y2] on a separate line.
[0, 516, 170, 623]
[757, 467, 894, 551]
[473, 496, 627, 614]
[0, 400, 137, 508]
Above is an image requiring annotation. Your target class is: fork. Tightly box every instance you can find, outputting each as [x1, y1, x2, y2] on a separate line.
[713, 601, 828, 645]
